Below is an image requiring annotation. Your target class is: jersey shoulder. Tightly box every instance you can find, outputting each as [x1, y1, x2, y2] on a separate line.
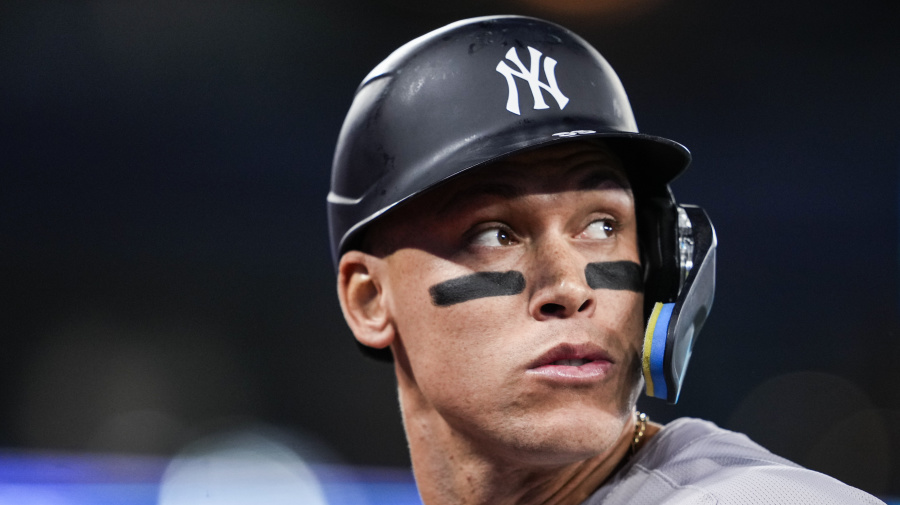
[584, 417, 886, 505]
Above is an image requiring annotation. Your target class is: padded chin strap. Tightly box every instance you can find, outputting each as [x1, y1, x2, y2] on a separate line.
[643, 302, 676, 401]
[642, 205, 717, 404]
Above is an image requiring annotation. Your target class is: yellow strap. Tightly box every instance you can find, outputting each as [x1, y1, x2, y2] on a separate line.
[642, 302, 664, 397]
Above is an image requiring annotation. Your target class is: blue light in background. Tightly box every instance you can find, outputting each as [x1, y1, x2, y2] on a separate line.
[0, 451, 422, 505]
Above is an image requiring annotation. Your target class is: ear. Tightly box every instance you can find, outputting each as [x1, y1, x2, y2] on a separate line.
[337, 251, 395, 350]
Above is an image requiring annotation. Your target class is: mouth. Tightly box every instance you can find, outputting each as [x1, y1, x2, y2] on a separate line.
[547, 358, 592, 366]
[527, 343, 613, 381]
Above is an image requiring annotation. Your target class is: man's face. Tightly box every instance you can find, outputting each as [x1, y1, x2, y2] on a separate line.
[372, 141, 644, 464]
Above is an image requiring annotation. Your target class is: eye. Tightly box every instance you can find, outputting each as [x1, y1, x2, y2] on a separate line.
[581, 218, 617, 240]
[470, 226, 517, 247]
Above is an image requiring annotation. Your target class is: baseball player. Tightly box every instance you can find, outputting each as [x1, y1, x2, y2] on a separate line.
[327, 15, 884, 505]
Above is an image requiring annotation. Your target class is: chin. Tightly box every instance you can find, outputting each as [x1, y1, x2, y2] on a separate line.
[487, 405, 633, 467]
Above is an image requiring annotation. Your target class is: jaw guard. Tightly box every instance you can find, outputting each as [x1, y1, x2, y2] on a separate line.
[642, 205, 717, 403]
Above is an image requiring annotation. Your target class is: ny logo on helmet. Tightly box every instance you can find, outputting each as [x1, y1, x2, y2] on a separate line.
[496, 47, 569, 115]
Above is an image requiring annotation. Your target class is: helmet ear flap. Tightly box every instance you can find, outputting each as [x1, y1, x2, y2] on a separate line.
[639, 190, 717, 404]
[638, 187, 681, 318]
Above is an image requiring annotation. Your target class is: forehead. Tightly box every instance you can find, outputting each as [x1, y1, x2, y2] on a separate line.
[427, 140, 630, 211]
[364, 141, 632, 253]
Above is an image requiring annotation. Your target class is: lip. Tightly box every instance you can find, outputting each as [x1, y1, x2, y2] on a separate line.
[526, 343, 614, 382]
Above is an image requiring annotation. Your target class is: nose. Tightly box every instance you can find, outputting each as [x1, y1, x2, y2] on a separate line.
[527, 236, 596, 321]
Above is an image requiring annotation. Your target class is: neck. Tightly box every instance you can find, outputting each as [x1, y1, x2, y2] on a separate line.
[406, 409, 636, 505]
[397, 375, 646, 505]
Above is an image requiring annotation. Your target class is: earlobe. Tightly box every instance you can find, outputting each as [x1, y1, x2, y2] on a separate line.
[337, 251, 395, 350]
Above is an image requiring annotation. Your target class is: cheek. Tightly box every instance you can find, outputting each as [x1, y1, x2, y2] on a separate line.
[388, 273, 521, 402]
[387, 251, 519, 346]
[625, 292, 646, 345]
[595, 289, 644, 340]
[394, 293, 517, 374]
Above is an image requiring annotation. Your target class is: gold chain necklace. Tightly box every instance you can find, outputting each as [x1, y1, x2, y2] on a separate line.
[631, 412, 648, 455]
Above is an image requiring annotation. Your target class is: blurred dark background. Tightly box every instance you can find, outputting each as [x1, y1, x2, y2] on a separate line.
[2, 0, 899, 498]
